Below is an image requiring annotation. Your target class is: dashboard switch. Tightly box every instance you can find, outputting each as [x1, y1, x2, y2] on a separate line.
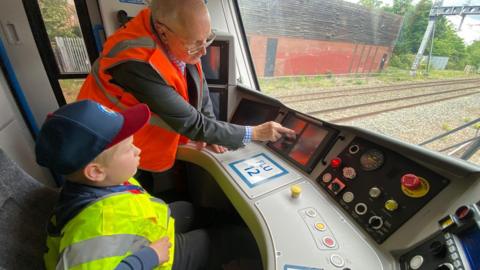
[368, 215, 384, 229]
[455, 205, 473, 221]
[328, 178, 346, 195]
[435, 263, 454, 270]
[342, 167, 356, 179]
[342, 191, 355, 203]
[323, 236, 336, 248]
[385, 199, 399, 211]
[409, 255, 424, 270]
[401, 174, 430, 198]
[330, 254, 345, 268]
[290, 185, 302, 198]
[322, 173, 333, 183]
[369, 187, 382, 198]
[354, 203, 368, 215]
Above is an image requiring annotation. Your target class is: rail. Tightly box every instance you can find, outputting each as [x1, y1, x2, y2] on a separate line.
[419, 118, 480, 161]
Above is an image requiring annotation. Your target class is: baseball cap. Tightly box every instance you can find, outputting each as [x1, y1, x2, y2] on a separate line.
[35, 100, 150, 174]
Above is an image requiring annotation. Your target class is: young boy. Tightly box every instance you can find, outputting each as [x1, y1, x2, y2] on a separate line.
[36, 100, 209, 270]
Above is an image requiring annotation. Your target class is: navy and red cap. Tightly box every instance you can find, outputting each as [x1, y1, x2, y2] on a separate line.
[35, 100, 150, 174]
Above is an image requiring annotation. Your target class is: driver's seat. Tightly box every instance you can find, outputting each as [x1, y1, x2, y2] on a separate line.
[0, 149, 59, 269]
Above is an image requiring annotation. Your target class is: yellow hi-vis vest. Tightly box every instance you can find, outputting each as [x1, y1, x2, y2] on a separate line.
[44, 178, 175, 270]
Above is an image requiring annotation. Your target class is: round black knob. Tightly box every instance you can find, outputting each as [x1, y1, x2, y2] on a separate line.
[429, 241, 447, 258]
[436, 263, 453, 270]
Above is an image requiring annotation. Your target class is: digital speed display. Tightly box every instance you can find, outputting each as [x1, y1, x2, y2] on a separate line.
[268, 113, 338, 172]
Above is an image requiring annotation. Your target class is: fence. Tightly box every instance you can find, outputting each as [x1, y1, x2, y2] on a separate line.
[54, 36, 90, 73]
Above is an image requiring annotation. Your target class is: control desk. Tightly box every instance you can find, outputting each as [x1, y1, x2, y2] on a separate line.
[177, 97, 480, 270]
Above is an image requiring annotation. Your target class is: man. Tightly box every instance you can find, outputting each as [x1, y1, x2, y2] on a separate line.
[77, 0, 294, 174]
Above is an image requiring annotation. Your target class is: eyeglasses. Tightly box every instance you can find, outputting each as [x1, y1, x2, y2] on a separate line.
[158, 22, 216, 55]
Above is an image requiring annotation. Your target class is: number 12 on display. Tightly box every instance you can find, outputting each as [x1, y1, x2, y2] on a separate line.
[229, 153, 288, 188]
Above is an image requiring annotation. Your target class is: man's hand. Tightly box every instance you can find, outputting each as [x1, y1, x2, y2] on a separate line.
[195, 141, 228, 153]
[150, 236, 171, 265]
[252, 121, 296, 142]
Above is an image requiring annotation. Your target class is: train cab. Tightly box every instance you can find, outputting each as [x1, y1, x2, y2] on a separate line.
[0, 0, 479, 270]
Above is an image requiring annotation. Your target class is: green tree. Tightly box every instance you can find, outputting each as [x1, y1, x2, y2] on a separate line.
[392, 0, 413, 15]
[431, 22, 466, 69]
[359, 0, 384, 9]
[39, 0, 79, 38]
[466, 41, 480, 68]
[383, 0, 414, 15]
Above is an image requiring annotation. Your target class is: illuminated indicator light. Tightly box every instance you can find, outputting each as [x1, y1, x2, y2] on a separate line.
[330, 158, 342, 168]
[439, 216, 455, 229]
[315, 223, 326, 231]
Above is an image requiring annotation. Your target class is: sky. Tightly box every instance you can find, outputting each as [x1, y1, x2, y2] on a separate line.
[343, 0, 480, 44]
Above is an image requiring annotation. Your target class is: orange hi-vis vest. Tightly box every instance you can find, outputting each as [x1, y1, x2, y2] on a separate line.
[77, 8, 203, 172]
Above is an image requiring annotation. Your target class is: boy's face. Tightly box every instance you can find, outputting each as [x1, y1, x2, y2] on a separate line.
[102, 136, 141, 185]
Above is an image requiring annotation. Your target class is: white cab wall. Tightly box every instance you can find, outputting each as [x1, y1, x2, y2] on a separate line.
[0, 72, 54, 186]
[0, 0, 59, 125]
[0, 0, 57, 186]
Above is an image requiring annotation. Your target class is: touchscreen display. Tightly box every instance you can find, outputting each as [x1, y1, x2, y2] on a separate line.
[269, 113, 337, 171]
[231, 99, 280, 126]
[289, 124, 328, 166]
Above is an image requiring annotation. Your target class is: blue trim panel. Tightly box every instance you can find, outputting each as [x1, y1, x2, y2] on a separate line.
[0, 37, 39, 137]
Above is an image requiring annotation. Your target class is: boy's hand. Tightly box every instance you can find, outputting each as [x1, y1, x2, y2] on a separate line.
[150, 236, 171, 265]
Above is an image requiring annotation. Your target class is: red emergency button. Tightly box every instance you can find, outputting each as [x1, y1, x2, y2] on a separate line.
[401, 174, 421, 190]
[330, 157, 342, 168]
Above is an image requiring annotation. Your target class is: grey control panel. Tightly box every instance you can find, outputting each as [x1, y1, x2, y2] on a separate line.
[255, 181, 383, 269]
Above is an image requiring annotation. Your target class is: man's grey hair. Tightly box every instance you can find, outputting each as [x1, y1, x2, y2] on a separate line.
[150, 0, 179, 25]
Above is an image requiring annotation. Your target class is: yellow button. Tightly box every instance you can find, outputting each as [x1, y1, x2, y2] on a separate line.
[385, 199, 399, 211]
[291, 185, 302, 198]
[315, 223, 326, 231]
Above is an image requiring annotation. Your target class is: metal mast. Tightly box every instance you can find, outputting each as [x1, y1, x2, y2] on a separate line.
[410, 2, 480, 75]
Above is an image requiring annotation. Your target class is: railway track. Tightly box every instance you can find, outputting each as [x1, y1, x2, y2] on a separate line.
[277, 78, 480, 104]
[305, 85, 480, 123]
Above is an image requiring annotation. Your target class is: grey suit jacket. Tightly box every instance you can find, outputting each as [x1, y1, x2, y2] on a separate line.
[107, 61, 246, 149]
